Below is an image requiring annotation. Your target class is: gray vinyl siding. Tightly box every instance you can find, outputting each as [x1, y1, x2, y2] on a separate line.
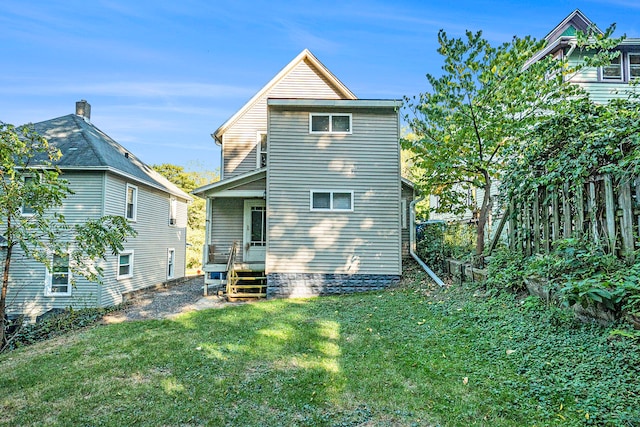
[3, 171, 105, 320]
[209, 198, 245, 262]
[266, 107, 401, 276]
[100, 173, 188, 307]
[223, 59, 348, 178]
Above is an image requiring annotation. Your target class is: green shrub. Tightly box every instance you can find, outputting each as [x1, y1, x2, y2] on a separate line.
[442, 222, 476, 261]
[416, 222, 446, 275]
[485, 247, 526, 291]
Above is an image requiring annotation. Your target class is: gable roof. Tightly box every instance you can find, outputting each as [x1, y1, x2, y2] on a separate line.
[31, 114, 192, 201]
[544, 9, 601, 42]
[212, 49, 356, 141]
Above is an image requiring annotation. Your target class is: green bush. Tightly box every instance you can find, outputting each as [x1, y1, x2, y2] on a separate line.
[416, 222, 446, 275]
[442, 222, 476, 261]
[485, 247, 526, 291]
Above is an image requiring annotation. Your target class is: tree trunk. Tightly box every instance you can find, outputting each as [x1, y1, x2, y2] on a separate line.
[1, 243, 12, 349]
[475, 173, 492, 265]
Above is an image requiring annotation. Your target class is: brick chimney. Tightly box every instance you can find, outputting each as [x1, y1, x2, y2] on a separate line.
[75, 100, 91, 121]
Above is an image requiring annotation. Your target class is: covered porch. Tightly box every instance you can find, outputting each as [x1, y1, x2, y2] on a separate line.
[192, 169, 267, 298]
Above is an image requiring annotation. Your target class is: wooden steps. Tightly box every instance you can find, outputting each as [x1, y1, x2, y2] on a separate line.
[227, 268, 267, 301]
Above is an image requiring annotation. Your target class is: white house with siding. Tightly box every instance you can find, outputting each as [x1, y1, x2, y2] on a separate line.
[2, 101, 192, 321]
[193, 49, 414, 298]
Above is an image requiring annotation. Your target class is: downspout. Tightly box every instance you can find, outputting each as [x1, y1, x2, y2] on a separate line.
[410, 196, 445, 287]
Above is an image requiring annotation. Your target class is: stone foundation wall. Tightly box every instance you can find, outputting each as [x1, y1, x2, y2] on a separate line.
[267, 273, 401, 298]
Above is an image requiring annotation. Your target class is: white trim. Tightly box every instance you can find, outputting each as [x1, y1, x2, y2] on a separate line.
[169, 196, 177, 226]
[167, 248, 176, 279]
[44, 252, 71, 297]
[20, 175, 36, 217]
[310, 190, 354, 212]
[628, 52, 640, 80]
[401, 199, 408, 229]
[125, 183, 138, 221]
[256, 131, 267, 169]
[309, 113, 352, 134]
[117, 250, 134, 280]
[243, 200, 267, 262]
[600, 54, 623, 81]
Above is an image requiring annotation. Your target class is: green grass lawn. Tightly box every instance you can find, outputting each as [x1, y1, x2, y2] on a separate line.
[1, 264, 639, 426]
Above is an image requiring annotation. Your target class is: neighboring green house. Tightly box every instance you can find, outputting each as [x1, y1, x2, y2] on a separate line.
[193, 49, 414, 298]
[524, 9, 640, 103]
[2, 101, 192, 321]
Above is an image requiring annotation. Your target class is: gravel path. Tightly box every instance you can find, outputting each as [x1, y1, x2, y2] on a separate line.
[102, 276, 240, 323]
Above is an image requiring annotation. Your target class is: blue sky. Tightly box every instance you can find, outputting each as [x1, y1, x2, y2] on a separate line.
[2, 1, 639, 173]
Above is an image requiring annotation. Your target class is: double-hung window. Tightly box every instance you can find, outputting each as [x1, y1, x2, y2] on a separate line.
[310, 191, 354, 211]
[169, 197, 177, 226]
[125, 184, 138, 221]
[309, 113, 352, 134]
[601, 54, 623, 81]
[257, 132, 267, 168]
[45, 253, 71, 296]
[117, 250, 134, 280]
[21, 175, 36, 216]
[629, 53, 640, 80]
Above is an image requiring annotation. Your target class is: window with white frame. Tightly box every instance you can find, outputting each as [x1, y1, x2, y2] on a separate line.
[601, 54, 623, 81]
[310, 191, 354, 211]
[125, 184, 138, 221]
[629, 53, 640, 80]
[169, 197, 177, 226]
[45, 253, 71, 296]
[21, 175, 36, 216]
[401, 199, 408, 229]
[167, 248, 175, 279]
[117, 250, 134, 280]
[256, 132, 267, 168]
[309, 113, 352, 134]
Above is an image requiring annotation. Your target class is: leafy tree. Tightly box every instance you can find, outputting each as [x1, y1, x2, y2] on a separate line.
[152, 163, 218, 270]
[403, 27, 618, 260]
[0, 122, 136, 349]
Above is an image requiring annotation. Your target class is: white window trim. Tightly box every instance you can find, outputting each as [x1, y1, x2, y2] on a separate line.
[310, 190, 354, 212]
[44, 252, 72, 297]
[125, 183, 138, 222]
[401, 199, 408, 229]
[169, 197, 177, 226]
[309, 113, 353, 134]
[117, 250, 134, 280]
[256, 131, 267, 169]
[21, 175, 36, 217]
[167, 248, 175, 279]
[628, 52, 640, 80]
[600, 54, 623, 81]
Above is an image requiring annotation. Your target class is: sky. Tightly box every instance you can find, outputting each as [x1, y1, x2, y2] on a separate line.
[2, 1, 639, 174]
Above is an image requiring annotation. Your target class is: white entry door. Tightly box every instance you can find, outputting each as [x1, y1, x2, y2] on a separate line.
[243, 200, 266, 262]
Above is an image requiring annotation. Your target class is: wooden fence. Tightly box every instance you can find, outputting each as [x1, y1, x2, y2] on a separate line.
[506, 174, 639, 261]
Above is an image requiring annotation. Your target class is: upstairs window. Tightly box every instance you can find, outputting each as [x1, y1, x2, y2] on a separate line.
[601, 54, 623, 81]
[45, 253, 71, 296]
[310, 191, 354, 211]
[21, 175, 36, 216]
[629, 53, 640, 80]
[310, 114, 352, 134]
[169, 197, 177, 226]
[257, 132, 267, 168]
[125, 184, 138, 221]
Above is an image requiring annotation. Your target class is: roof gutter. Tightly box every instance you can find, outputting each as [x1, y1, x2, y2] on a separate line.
[410, 196, 445, 287]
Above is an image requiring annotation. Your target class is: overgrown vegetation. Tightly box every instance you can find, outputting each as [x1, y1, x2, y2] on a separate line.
[1, 263, 638, 426]
[417, 221, 476, 271]
[4, 305, 123, 351]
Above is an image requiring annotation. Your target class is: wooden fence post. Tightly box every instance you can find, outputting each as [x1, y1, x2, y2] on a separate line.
[618, 174, 635, 263]
[604, 175, 616, 253]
